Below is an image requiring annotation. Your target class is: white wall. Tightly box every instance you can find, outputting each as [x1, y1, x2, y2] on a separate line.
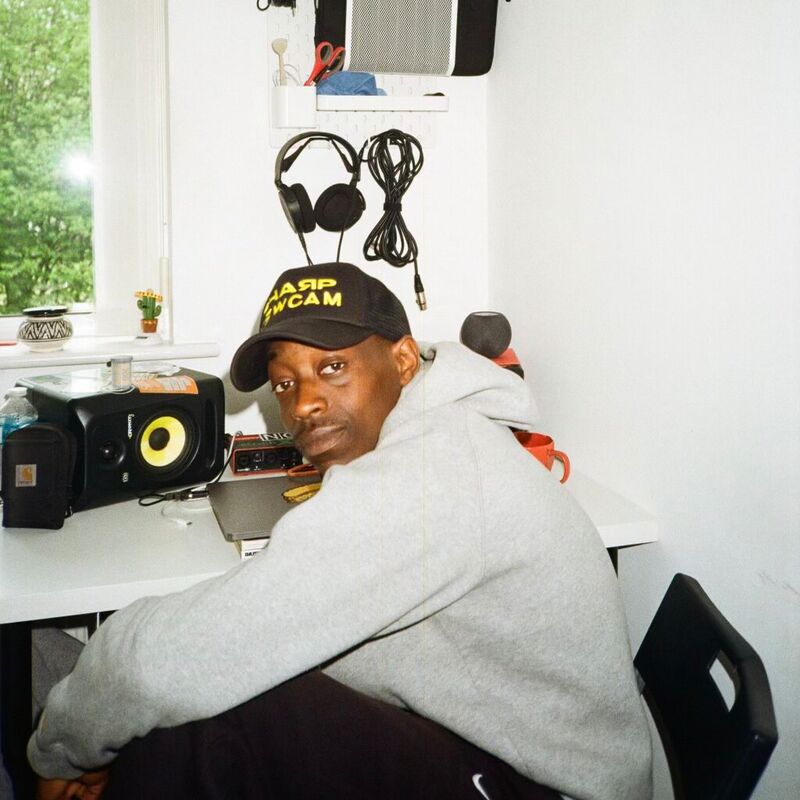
[6, 2, 797, 794]
[166, 0, 489, 433]
[1, 5, 488, 428]
[487, 2, 799, 797]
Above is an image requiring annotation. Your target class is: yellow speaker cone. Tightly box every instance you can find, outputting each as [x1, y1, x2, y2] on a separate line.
[139, 415, 187, 468]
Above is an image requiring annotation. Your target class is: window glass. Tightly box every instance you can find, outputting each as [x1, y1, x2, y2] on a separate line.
[0, 0, 169, 341]
[0, 0, 94, 316]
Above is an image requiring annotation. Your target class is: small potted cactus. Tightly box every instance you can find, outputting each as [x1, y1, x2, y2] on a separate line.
[135, 289, 163, 333]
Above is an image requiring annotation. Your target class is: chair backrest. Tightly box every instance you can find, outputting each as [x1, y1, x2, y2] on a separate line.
[634, 574, 778, 800]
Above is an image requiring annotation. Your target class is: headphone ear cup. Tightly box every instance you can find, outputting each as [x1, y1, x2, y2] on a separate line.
[279, 183, 315, 234]
[314, 184, 366, 232]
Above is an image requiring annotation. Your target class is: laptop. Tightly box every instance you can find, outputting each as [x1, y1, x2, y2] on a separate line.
[207, 476, 317, 541]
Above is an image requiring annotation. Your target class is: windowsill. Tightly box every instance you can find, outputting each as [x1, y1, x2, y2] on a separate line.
[0, 336, 220, 370]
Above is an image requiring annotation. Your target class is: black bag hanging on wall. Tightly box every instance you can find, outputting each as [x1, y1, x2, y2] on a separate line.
[315, 0, 502, 76]
[1, 423, 76, 529]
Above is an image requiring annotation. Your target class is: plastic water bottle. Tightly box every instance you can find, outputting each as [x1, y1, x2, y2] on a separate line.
[0, 387, 38, 444]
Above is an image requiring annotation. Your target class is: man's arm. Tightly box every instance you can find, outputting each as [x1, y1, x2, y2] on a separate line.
[28, 419, 485, 779]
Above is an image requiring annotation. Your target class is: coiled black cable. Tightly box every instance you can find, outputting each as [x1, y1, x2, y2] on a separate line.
[361, 129, 427, 310]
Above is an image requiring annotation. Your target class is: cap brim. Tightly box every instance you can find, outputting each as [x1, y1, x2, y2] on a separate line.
[229, 320, 372, 392]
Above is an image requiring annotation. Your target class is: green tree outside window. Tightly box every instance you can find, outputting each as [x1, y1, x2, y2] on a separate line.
[0, 0, 93, 316]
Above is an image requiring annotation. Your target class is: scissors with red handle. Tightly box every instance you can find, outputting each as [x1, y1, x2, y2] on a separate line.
[304, 41, 345, 86]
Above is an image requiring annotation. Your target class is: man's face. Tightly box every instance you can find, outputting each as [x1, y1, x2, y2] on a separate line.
[267, 335, 419, 475]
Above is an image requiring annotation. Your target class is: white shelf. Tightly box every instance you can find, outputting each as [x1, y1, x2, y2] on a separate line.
[316, 94, 448, 113]
[271, 85, 449, 130]
[0, 338, 220, 371]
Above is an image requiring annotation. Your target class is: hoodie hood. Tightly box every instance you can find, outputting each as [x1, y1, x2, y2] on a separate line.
[382, 341, 538, 436]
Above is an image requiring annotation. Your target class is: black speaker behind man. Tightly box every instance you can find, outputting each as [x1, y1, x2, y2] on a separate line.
[460, 311, 523, 378]
[18, 368, 225, 510]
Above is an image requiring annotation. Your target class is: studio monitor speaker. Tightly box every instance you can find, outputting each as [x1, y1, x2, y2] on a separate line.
[19, 368, 225, 510]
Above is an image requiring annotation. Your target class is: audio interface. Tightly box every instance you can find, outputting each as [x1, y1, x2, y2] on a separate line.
[231, 433, 303, 475]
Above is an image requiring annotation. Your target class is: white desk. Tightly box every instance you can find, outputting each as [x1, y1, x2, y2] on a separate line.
[566, 471, 658, 550]
[0, 471, 656, 626]
[0, 471, 656, 797]
[0, 498, 239, 626]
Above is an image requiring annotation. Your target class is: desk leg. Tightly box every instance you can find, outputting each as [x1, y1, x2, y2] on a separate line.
[608, 547, 618, 574]
[1, 621, 35, 800]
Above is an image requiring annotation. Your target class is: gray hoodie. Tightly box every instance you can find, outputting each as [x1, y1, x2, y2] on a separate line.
[29, 341, 652, 800]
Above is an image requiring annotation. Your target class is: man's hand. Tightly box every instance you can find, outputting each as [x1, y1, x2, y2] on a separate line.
[37, 769, 110, 800]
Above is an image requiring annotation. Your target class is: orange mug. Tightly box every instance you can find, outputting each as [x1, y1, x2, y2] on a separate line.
[514, 431, 571, 484]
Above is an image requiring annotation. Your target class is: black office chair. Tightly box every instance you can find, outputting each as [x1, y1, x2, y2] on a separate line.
[634, 573, 778, 800]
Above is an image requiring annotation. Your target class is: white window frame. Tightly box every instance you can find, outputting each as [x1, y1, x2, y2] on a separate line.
[0, 0, 172, 343]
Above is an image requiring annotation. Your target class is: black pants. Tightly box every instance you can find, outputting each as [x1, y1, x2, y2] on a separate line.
[104, 671, 560, 800]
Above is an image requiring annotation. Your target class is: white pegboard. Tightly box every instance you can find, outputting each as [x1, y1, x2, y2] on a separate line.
[262, 2, 444, 149]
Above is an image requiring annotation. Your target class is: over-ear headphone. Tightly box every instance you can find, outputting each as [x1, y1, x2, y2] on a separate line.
[274, 131, 365, 237]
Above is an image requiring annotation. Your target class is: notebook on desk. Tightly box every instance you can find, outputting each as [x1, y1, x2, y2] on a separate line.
[207, 476, 317, 541]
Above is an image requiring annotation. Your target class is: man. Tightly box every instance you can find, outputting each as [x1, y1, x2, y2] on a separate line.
[30, 263, 652, 799]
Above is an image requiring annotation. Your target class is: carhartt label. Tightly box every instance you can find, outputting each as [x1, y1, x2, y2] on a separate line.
[262, 278, 341, 327]
[15, 464, 36, 488]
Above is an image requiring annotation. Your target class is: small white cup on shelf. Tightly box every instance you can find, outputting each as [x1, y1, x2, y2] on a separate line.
[271, 85, 317, 129]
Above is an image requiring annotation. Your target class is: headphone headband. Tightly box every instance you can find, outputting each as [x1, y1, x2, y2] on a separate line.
[274, 131, 361, 188]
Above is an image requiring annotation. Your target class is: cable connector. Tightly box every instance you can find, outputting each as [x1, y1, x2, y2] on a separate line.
[165, 486, 208, 502]
[414, 273, 427, 311]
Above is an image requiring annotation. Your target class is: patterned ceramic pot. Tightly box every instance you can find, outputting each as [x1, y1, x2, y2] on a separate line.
[17, 306, 74, 352]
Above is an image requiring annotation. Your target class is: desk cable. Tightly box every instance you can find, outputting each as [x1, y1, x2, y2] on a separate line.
[160, 496, 212, 527]
[137, 430, 242, 512]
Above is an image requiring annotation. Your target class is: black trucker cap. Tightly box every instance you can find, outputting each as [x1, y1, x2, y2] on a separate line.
[230, 262, 412, 392]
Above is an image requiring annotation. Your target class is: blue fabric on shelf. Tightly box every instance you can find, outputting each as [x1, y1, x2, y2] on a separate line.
[317, 71, 386, 96]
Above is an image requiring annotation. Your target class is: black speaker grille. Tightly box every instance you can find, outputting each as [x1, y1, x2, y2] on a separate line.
[348, 0, 455, 75]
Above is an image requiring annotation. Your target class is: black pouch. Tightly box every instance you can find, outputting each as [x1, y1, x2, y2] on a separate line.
[1, 423, 77, 529]
[315, 0, 501, 76]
